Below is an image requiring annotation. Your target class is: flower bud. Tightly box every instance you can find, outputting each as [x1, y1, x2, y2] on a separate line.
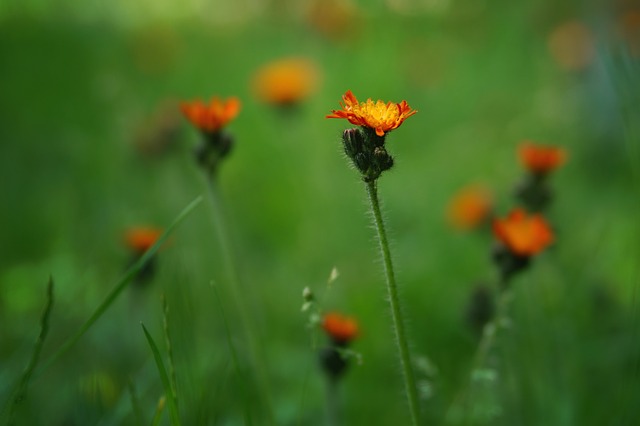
[342, 128, 365, 159]
[194, 131, 235, 175]
[302, 286, 314, 302]
[319, 346, 349, 380]
[373, 146, 394, 173]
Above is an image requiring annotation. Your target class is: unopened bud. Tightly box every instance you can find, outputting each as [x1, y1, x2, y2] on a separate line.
[491, 242, 530, 286]
[302, 286, 314, 302]
[373, 146, 394, 172]
[342, 128, 365, 158]
[319, 347, 349, 380]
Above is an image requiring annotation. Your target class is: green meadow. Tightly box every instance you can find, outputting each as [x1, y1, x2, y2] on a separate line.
[1, 0, 639, 424]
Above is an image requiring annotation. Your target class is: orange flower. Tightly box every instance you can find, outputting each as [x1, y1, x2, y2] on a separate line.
[322, 312, 358, 344]
[180, 97, 240, 133]
[133, 100, 182, 156]
[447, 185, 493, 230]
[306, 0, 359, 40]
[618, 10, 640, 57]
[519, 143, 567, 175]
[493, 209, 553, 256]
[252, 58, 320, 105]
[327, 90, 417, 137]
[547, 21, 595, 71]
[124, 227, 163, 253]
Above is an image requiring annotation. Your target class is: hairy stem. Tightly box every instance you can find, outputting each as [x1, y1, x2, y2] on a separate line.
[365, 180, 420, 426]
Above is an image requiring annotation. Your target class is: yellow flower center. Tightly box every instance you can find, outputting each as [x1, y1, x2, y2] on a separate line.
[357, 100, 400, 128]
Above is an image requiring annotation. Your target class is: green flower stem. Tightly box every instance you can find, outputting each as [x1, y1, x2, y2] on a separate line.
[325, 377, 340, 426]
[365, 180, 420, 426]
[471, 286, 512, 375]
[206, 177, 274, 425]
[445, 284, 513, 422]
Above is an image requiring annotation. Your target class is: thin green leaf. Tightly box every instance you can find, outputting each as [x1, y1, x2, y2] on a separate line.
[36, 195, 203, 376]
[1, 276, 54, 423]
[161, 293, 178, 405]
[128, 380, 145, 426]
[142, 323, 181, 426]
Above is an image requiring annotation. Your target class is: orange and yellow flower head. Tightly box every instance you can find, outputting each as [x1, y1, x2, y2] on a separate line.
[327, 90, 417, 137]
[518, 142, 567, 176]
[327, 91, 416, 181]
[493, 209, 553, 257]
[180, 97, 241, 134]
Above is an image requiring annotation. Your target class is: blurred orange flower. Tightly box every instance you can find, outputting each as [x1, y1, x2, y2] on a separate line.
[180, 97, 241, 133]
[519, 142, 567, 175]
[493, 209, 553, 256]
[322, 312, 359, 344]
[327, 90, 417, 137]
[252, 58, 320, 106]
[133, 100, 182, 157]
[547, 21, 594, 71]
[306, 0, 359, 40]
[618, 10, 640, 56]
[447, 185, 493, 230]
[124, 227, 163, 253]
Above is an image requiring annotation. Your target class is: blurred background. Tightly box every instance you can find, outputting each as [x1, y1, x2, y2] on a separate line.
[1, 0, 639, 424]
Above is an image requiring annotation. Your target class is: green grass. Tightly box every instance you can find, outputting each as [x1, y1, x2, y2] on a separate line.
[1, 1, 639, 424]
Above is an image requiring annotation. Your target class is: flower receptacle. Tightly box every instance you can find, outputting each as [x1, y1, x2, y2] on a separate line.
[342, 128, 394, 182]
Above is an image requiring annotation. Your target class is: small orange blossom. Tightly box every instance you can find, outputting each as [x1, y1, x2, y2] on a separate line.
[306, 0, 359, 40]
[327, 90, 417, 137]
[519, 142, 567, 175]
[322, 312, 359, 344]
[180, 97, 240, 133]
[447, 185, 493, 230]
[124, 227, 163, 253]
[493, 209, 553, 257]
[252, 58, 320, 106]
[618, 10, 640, 56]
[547, 21, 594, 71]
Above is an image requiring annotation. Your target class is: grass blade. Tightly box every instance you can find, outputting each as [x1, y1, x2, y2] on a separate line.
[161, 293, 178, 406]
[206, 177, 274, 424]
[149, 396, 166, 426]
[142, 323, 181, 426]
[211, 284, 254, 426]
[1, 276, 54, 423]
[36, 195, 203, 376]
[128, 380, 145, 426]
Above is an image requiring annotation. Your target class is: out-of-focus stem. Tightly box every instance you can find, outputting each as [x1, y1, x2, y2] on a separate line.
[206, 177, 275, 425]
[325, 377, 341, 426]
